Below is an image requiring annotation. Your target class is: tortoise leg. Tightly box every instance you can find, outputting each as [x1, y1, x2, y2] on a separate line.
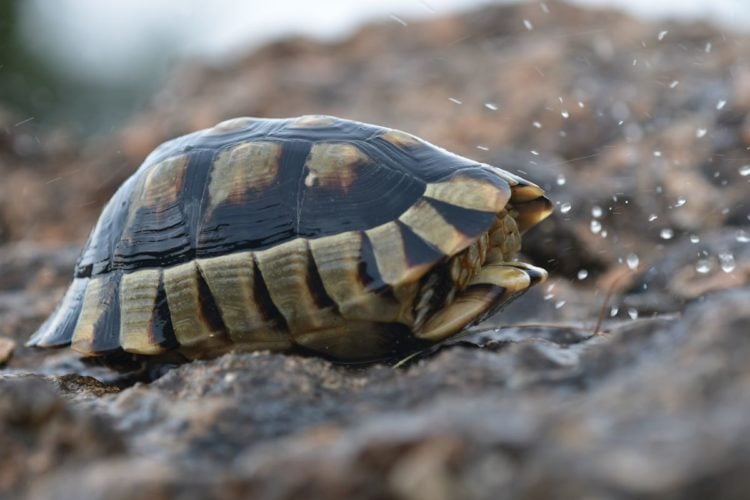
[415, 262, 547, 342]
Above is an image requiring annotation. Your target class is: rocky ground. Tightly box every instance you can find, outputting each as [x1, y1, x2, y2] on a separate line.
[1, 1, 749, 498]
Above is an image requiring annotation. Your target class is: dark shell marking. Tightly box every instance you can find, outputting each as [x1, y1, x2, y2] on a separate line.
[29, 116, 553, 362]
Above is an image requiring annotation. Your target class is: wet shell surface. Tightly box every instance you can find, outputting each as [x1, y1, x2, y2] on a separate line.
[29, 115, 553, 363]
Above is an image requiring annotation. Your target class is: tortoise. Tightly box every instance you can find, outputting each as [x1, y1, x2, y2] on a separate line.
[28, 115, 552, 365]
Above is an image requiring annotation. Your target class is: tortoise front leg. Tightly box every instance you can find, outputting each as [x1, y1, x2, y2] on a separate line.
[415, 262, 547, 342]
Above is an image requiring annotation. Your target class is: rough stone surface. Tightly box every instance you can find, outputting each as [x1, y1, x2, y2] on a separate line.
[1, 2, 749, 499]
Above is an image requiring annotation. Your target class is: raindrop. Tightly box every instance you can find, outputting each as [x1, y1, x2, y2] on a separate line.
[648, 214, 658, 222]
[626, 253, 640, 270]
[484, 102, 499, 111]
[578, 101, 585, 108]
[554, 300, 566, 309]
[560, 202, 572, 214]
[719, 252, 736, 273]
[544, 293, 554, 301]
[610, 306, 619, 317]
[448, 97, 463, 104]
[389, 14, 409, 26]
[530, 150, 539, 156]
[717, 99, 727, 110]
[653, 150, 662, 157]
[705, 42, 712, 53]
[695, 259, 712, 274]
[523, 19, 533, 30]
[590, 220, 602, 234]
[669, 80, 679, 88]
[577, 269, 589, 280]
[689, 234, 701, 243]
[674, 197, 686, 207]
[561, 110, 570, 119]
[658, 30, 669, 41]
[476, 145, 489, 151]
[627, 308, 639, 320]
[660, 228, 674, 240]
[739, 165, 750, 176]
[532, 121, 542, 128]
[632, 58, 638, 66]
[556, 174, 567, 186]
[600, 229, 608, 238]
[591, 206, 603, 218]
[736, 230, 750, 243]
[540, 2, 550, 14]
[696, 128, 707, 138]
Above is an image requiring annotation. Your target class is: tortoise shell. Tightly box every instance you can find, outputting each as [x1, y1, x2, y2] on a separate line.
[28, 115, 553, 363]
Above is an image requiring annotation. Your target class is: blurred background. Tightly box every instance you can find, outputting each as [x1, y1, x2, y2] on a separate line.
[2, 0, 749, 135]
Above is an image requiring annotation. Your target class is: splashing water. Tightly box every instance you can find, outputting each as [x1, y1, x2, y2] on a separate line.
[718, 252, 736, 273]
[626, 253, 640, 270]
[695, 259, 712, 274]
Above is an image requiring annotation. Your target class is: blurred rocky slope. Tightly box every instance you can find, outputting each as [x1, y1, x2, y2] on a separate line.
[1, 1, 749, 498]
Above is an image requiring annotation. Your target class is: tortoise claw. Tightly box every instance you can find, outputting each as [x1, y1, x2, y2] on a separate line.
[415, 262, 547, 342]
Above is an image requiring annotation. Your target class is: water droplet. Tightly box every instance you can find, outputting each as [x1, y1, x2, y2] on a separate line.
[689, 234, 701, 243]
[627, 308, 639, 320]
[530, 150, 539, 156]
[610, 306, 619, 317]
[578, 101, 585, 108]
[674, 197, 686, 207]
[532, 121, 542, 129]
[476, 145, 489, 151]
[554, 300, 566, 309]
[660, 228, 674, 240]
[591, 206, 603, 218]
[653, 150, 662, 157]
[658, 30, 669, 41]
[590, 220, 602, 234]
[717, 99, 727, 110]
[540, 2, 550, 14]
[556, 174, 567, 186]
[448, 97, 463, 105]
[559, 202, 572, 214]
[523, 19, 533, 30]
[739, 165, 750, 176]
[389, 13, 409, 26]
[648, 214, 658, 222]
[577, 269, 589, 280]
[632, 58, 638, 66]
[600, 229, 608, 238]
[705, 42, 712, 53]
[544, 293, 554, 301]
[626, 253, 640, 270]
[696, 128, 707, 138]
[736, 230, 750, 243]
[560, 110, 570, 119]
[669, 80, 679, 89]
[484, 102, 499, 111]
[695, 259, 712, 274]
[719, 252, 736, 273]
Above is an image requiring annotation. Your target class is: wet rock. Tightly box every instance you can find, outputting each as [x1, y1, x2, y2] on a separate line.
[2, 1, 750, 499]
[0, 376, 124, 496]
